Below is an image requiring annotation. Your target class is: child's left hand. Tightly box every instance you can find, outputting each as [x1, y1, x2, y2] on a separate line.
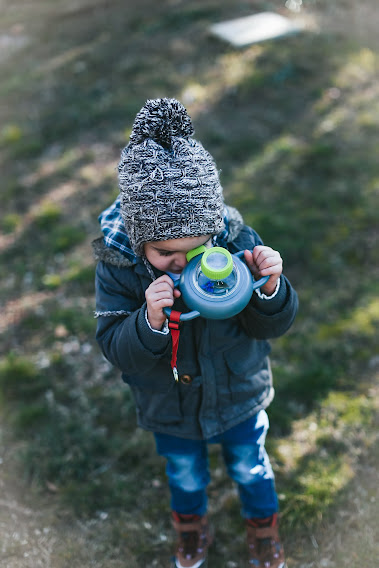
[244, 246, 283, 296]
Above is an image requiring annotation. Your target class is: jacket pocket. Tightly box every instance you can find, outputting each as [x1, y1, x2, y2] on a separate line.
[122, 358, 175, 393]
[223, 341, 271, 404]
[131, 381, 183, 425]
[131, 374, 203, 427]
[178, 375, 203, 417]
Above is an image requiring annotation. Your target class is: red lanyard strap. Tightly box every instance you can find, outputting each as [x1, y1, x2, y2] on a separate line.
[168, 310, 182, 382]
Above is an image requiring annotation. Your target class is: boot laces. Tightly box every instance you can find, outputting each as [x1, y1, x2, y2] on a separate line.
[179, 530, 201, 558]
[259, 537, 276, 566]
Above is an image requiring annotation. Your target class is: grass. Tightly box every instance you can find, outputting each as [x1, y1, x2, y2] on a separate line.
[0, 0, 378, 566]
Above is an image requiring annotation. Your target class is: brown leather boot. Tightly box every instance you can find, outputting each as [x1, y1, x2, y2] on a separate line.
[246, 514, 286, 568]
[171, 513, 213, 568]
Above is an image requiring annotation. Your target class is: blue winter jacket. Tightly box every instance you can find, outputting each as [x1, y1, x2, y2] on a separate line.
[94, 203, 298, 439]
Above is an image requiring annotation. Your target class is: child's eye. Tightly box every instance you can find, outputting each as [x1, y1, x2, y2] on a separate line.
[159, 251, 174, 257]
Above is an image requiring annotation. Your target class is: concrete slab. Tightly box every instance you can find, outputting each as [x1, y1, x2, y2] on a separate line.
[209, 12, 302, 47]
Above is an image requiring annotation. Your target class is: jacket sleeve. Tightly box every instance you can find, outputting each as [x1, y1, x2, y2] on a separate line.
[95, 261, 172, 375]
[230, 225, 299, 339]
[237, 274, 298, 339]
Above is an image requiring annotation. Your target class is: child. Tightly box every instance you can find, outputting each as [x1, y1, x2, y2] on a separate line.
[93, 98, 298, 568]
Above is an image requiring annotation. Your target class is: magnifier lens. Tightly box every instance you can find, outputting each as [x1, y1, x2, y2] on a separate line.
[207, 252, 228, 269]
[201, 247, 233, 280]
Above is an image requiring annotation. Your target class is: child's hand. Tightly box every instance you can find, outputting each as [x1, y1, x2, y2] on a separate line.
[145, 275, 181, 330]
[244, 246, 283, 296]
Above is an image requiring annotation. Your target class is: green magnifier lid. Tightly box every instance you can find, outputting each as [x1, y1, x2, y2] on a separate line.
[186, 245, 207, 262]
[201, 247, 233, 280]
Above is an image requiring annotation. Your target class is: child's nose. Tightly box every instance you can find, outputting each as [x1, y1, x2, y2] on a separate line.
[176, 253, 188, 269]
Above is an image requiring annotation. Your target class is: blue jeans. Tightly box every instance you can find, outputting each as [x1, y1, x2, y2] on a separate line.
[154, 410, 278, 519]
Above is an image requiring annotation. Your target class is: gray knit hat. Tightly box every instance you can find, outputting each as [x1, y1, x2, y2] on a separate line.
[118, 98, 225, 256]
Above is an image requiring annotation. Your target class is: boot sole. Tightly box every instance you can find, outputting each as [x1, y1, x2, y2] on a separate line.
[170, 556, 208, 568]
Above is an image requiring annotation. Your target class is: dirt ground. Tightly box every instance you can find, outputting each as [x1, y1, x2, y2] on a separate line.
[0, 0, 378, 566]
[0, 422, 133, 568]
[0, 416, 378, 567]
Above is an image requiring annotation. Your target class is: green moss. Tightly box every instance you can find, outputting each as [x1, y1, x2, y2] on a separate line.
[320, 392, 374, 428]
[12, 402, 49, 430]
[50, 307, 95, 336]
[42, 273, 63, 289]
[0, 123, 22, 144]
[282, 453, 354, 527]
[50, 225, 85, 253]
[318, 298, 379, 339]
[0, 354, 50, 401]
[35, 202, 62, 228]
[1, 213, 22, 233]
[64, 264, 94, 286]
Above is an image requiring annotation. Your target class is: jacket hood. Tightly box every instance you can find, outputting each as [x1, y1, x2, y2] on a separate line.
[93, 196, 244, 267]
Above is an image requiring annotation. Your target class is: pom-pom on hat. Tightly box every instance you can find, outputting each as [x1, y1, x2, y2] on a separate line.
[118, 98, 225, 256]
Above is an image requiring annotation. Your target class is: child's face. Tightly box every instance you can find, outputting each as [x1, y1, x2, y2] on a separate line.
[144, 235, 212, 274]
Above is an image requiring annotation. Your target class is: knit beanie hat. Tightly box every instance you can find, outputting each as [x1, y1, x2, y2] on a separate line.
[118, 98, 225, 256]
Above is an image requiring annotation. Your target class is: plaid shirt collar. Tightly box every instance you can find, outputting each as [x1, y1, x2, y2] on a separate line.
[98, 196, 137, 264]
[99, 196, 229, 260]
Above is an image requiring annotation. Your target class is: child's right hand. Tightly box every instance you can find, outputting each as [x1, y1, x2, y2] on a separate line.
[145, 275, 181, 330]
